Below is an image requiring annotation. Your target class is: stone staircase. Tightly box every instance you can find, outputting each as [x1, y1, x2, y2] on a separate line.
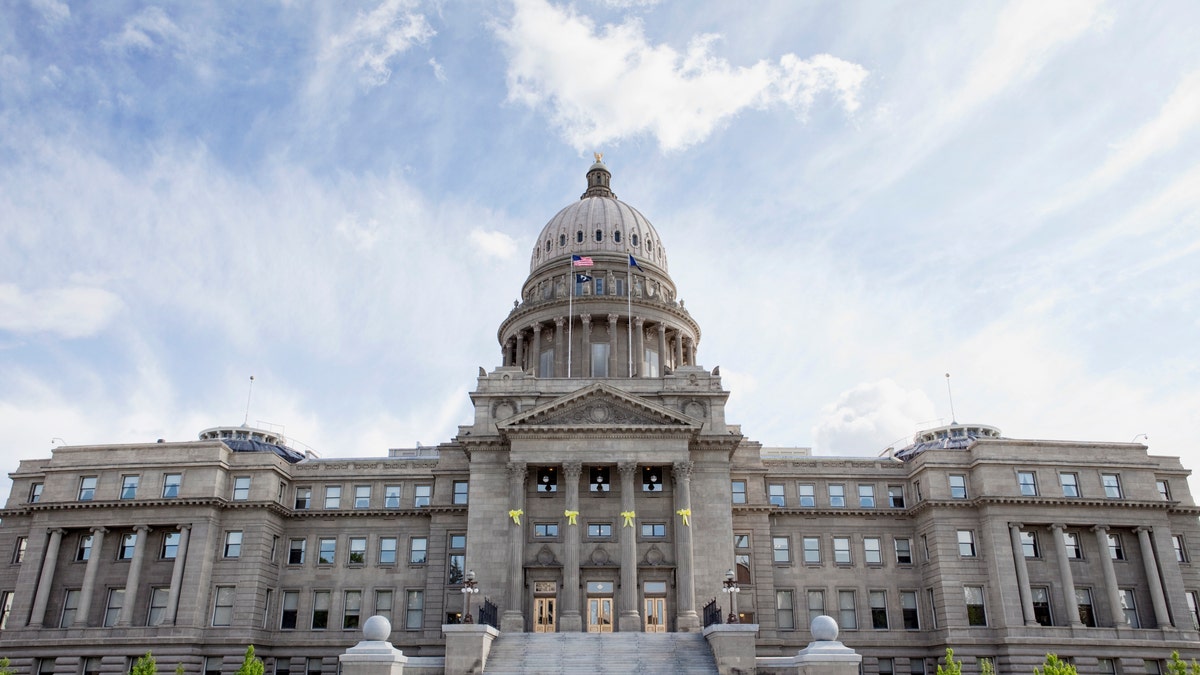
[482, 631, 719, 674]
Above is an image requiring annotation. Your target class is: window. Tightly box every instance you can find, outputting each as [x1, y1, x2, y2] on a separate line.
[1021, 531, 1040, 558]
[78, 476, 97, 501]
[452, 481, 469, 504]
[410, 537, 427, 564]
[1147, 662, 1164, 675]
[270, 535, 278, 562]
[870, 590, 888, 629]
[828, 484, 845, 507]
[375, 590, 394, 622]
[121, 475, 139, 500]
[343, 590, 362, 630]
[288, 538, 306, 565]
[406, 590, 424, 630]
[277, 481, 286, 503]
[776, 590, 795, 630]
[1063, 531, 1082, 559]
[163, 473, 182, 498]
[82, 658, 101, 675]
[448, 535, 466, 585]
[1120, 588, 1140, 627]
[29, 482, 43, 503]
[280, 591, 299, 629]
[803, 536, 820, 564]
[879, 659, 894, 675]
[311, 591, 330, 630]
[60, 589, 80, 627]
[1174, 535, 1189, 562]
[450, 534, 465, 549]
[318, 537, 336, 565]
[589, 466, 611, 492]
[641, 523, 666, 538]
[223, 531, 242, 558]
[535, 523, 559, 538]
[1157, 480, 1172, 501]
[75, 534, 93, 561]
[895, 538, 912, 565]
[731, 480, 747, 504]
[147, 587, 168, 625]
[588, 523, 612, 538]
[384, 485, 401, 507]
[1031, 586, 1053, 626]
[833, 536, 851, 564]
[1098, 659, 1116, 675]
[965, 586, 986, 626]
[948, 475, 967, 499]
[104, 588, 125, 627]
[807, 590, 825, 625]
[294, 487, 312, 509]
[900, 591, 919, 630]
[1076, 587, 1096, 627]
[887, 485, 905, 508]
[735, 552, 751, 584]
[379, 537, 397, 564]
[323, 485, 341, 509]
[858, 484, 876, 508]
[1187, 591, 1200, 630]
[576, 230, 583, 243]
[354, 485, 371, 508]
[1102, 473, 1123, 499]
[118, 532, 137, 560]
[1017, 471, 1038, 496]
[595, 229, 603, 242]
[348, 537, 366, 564]
[232, 476, 250, 501]
[161, 532, 180, 559]
[204, 657, 222, 675]
[922, 535, 930, 562]
[305, 658, 323, 675]
[414, 485, 432, 507]
[1108, 533, 1125, 560]
[798, 483, 815, 507]
[927, 588, 938, 629]
[1060, 472, 1080, 497]
[957, 530, 976, 557]
[263, 589, 273, 627]
[0, 591, 13, 630]
[594, 276, 605, 296]
[864, 537, 882, 565]
[911, 661, 927, 675]
[773, 537, 791, 563]
[838, 590, 857, 630]
[590, 342, 609, 377]
[212, 586, 234, 626]
[768, 483, 785, 507]
[735, 534, 750, 548]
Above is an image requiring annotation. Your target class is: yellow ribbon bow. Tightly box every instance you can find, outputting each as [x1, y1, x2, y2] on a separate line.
[508, 509, 523, 525]
[564, 510, 579, 525]
[620, 510, 636, 527]
[676, 508, 691, 526]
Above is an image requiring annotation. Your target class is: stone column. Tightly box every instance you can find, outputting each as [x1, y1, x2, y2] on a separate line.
[617, 462, 641, 631]
[657, 324, 667, 371]
[529, 323, 541, 376]
[163, 524, 192, 625]
[561, 462, 583, 632]
[117, 525, 151, 626]
[501, 463, 527, 632]
[580, 314, 592, 377]
[607, 314, 619, 377]
[28, 528, 65, 627]
[633, 318, 645, 377]
[673, 461, 700, 631]
[1050, 524, 1082, 626]
[74, 527, 109, 626]
[554, 318, 565, 377]
[1136, 527, 1173, 628]
[1092, 525, 1127, 627]
[514, 331, 525, 371]
[686, 337, 696, 366]
[1008, 523, 1037, 626]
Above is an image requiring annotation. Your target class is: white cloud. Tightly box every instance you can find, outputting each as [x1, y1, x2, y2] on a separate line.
[812, 379, 937, 456]
[591, 0, 662, 7]
[469, 228, 518, 260]
[103, 6, 188, 54]
[495, 0, 867, 151]
[325, 0, 436, 89]
[335, 213, 383, 251]
[30, 0, 70, 26]
[0, 283, 123, 338]
[428, 57, 446, 82]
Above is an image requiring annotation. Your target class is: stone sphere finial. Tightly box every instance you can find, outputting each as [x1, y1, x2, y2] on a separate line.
[363, 615, 391, 641]
[810, 615, 839, 641]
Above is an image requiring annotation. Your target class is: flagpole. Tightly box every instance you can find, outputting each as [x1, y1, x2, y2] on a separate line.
[627, 259, 633, 377]
[567, 255, 574, 378]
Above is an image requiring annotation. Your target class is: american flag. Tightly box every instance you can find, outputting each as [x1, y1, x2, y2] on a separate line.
[572, 255, 594, 267]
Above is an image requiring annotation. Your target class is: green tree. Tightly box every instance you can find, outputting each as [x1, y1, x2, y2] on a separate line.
[130, 652, 156, 675]
[175, 663, 185, 675]
[1165, 651, 1200, 675]
[1, 657, 15, 675]
[937, 648, 963, 675]
[1034, 654, 1077, 675]
[980, 657, 995, 675]
[235, 646, 263, 675]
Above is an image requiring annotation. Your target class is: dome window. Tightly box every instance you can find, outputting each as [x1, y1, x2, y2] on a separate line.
[559, 234, 566, 246]
[614, 231, 621, 243]
[577, 230, 584, 243]
[546, 240, 552, 252]
[595, 229, 603, 242]
[631, 234, 639, 247]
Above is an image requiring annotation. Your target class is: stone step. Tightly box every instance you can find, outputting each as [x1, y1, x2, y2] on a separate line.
[483, 632, 718, 675]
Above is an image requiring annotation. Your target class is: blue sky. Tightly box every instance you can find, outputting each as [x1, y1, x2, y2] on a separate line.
[2, 0, 1199, 503]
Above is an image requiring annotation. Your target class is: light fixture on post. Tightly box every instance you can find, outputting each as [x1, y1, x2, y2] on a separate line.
[722, 568, 740, 624]
[461, 570, 480, 623]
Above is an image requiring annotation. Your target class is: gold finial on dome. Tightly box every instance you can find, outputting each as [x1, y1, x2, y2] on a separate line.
[594, 152, 603, 162]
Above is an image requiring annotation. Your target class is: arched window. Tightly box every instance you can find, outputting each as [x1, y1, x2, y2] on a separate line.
[546, 240, 551, 251]
[577, 230, 584, 243]
[614, 231, 621, 243]
[559, 234, 566, 246]
[595, 229, 603, 242]
[631, 234, 639, 247]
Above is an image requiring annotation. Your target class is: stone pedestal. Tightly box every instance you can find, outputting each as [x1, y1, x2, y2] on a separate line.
[339, 616, 408, 675]
[794, 616, 861, 675]
[703, 623, 759, 675]
[443, 623, 500, 675]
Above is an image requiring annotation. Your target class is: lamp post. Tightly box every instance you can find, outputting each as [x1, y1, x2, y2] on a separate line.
[722, 569, 741, 624]
[460, 570, 480, 623]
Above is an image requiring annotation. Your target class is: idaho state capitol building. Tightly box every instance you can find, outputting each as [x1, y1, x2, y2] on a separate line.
[2, 159, 1200, 675]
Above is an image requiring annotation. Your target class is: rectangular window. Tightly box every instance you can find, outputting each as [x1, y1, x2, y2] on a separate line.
[1098, 659, 1116, 675]
[1147, 662, 1163, 675]
[828, 484, 845, 507]
[405, 590, 424, 630]
[1120, 588, 1140, 628]
[879, 659, 894, 675]
[163, 473, 182, 498]
[78, 476, 97, 501]
[927, 588, 938, 629]
[280, 591, 299, 629]
[590, 342, 609, 377]
[768, 483, 785, 507]
[288, 538, 306, 565]
[1174, 535, 1188, 562]
[384, 485, 401, 508]
[318, 537, 336, 565]
[922, 535, 930, 562]
[900, 590, 919, 630]
[895, 538, 912, 565]
[305, 658, 322, 675]
[146, 587, 169, 626]
[82, 658, 101, 675]
[76, 534, 93, 561]
[212, 586, 234, 626]
[343, 590, 362, 630]
[0, 590, 13, 630]
[414, 485, 432, 507]
[858, 484, 876, 508]
[1060, 472, 1080, 497]
[1102, 473, 1123, 499]
[379, 537, 397, 565]
[803, 536, 820, 564]
[1063, 531, 1083, 559]
[807, 590, 825, 625]
[270, 535, 278, 562]
[776, 590, 795, 630]
[448, 553, 465, 585]
[375, 590, 394, 622]
[232, 476, 251, 501]
[354, 485, 371, 509]
[294, 487, 312, 509]
[323, 485, 341, 509]
[731, 480, 747, 504]
[60, 589, 80, 627]
[798, 483, 815, 507]
[735, 534, 750, 548]
[869, 590, 888, 629]
[887, 485, 905, 508]
[1076, 587, 1096, 627]
[1157, 480, 1171, 501]
[1017, 471, 1038, 496]
[535, 523, 560, 538]
[223, 531, 243, 558]
[1187, 591, 1200, 630]
[121, 475, 139, 500]
[410, 537, 427, 564]
[864, 537, 882, 565]
[773, 537, 791, 563]
[1021, 531, 1040, 558]
[104, 588, 125, 627]
[452, 481, 469, 505]
[838, 590, 857, 630]
[160, 531, 180, 559]
[263, 589, 273, 628]
[29, 482, 43, 503]
[348, 537, 367, 564]
[833, 536, 851, 564]
[948, 475, 967, 499]
[311, 591, 330, 630]
[204, 657, 222, 675]
[1031, 586, 1053, 626]
[957, 530, 976, 557]
[911, 660, 927, 675]
[965, 586, 986, 626]
[118, 532, 137, 560]
[587, 523, 612, 539]
[641, 523, 666, 538]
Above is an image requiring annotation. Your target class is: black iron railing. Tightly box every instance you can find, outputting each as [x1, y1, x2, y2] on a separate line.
[702, 597, 722, 628]
[479, 597, 499, 629]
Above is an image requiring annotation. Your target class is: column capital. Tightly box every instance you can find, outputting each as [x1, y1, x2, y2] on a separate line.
[177, 524, 192, 533]
[581, 313, 592, 326]
[1091, 524, 1110, 533]
[634, 317, 645, 328]
[1050, 523, 1066, 532]
[672, 461, 694, 482]
[1009, 522, 1024, 531]
[90, 526, 109, 535]
[133, 524, 152, 534]
[506, 462, 527, 480]
[607, 313, 618, 325]
[47, 528, 66, 536]
[1134, 525, 1154, 535]
[529, 321, 541, 331]
[617, 462, 638, 477]
[555, 316, 565, 328]
[657, 323, 667, 334]
[563, 461, 582, 480]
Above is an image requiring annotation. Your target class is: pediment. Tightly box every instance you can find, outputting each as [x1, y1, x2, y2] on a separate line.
[498, 383, 701, 434]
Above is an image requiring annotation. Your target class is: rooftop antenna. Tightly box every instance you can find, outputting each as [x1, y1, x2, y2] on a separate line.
[243, 375, 255, 426]
[945, 373, 957, 424]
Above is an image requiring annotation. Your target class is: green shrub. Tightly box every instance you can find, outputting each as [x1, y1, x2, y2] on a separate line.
[130, 652, 156, 675]
[937, 648, 962, 675]
[235, 646, 263, 675]
[1034, 654, 1077, 675]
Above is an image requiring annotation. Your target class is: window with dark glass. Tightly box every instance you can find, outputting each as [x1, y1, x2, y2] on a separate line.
[965, 586, 986, 626]
[223, 531, 242, 558]
[1076, 587, 1096, 627]
[28, 482, 43, 503]
[280, 590, 299, 629]
[536, 467, 558, 493]
[1031, 586, 1053, 626]
[118, 532, 137, 560]
[1063, 531, 1083, 559]
[294, 486, 312, 509]
[1021, 531, 1040, 558]
[1120, 588, 1140, 628]
[869, 590, 888, 629]
[288, 538, 306, 565]
[161, 532, 179, 559]
[887, 485, 905, 508]
[311, 591, 330, 630]
[590, 466, 610, 492]
[318, 538, 336, 565]
[900, 590, 919, 629]
[1158, 480, 1172, 501]
[76, 534, 92, 561]
[895, 538, 912, 564]
[642, 466, 663, 492]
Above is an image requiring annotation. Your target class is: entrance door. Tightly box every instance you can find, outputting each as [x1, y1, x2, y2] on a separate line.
[534, 597, 556, 633]
[587, 597, 614, 633]
[644, 597, 667, 632]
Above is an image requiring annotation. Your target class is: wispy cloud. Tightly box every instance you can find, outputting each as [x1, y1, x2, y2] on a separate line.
[324, 0, 435, 89]
[469, 228, 518, 260]
[103, 6, 188, 55]
[30, 0, 70, 27]
[0, 283, 123, 338]
[812, 379, 937, 456]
